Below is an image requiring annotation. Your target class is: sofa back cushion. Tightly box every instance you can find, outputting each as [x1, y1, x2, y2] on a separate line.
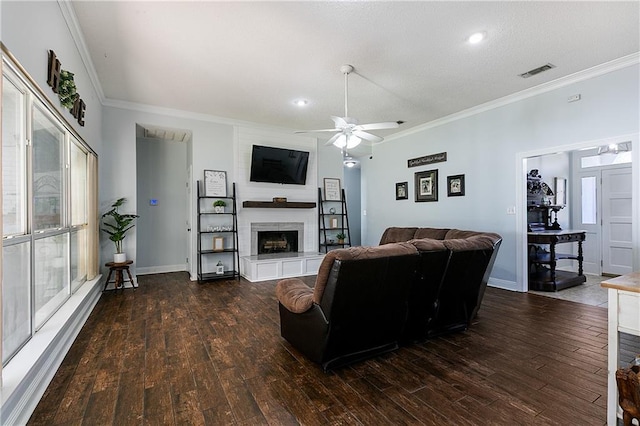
[442, 233, 501, 252]
[379, 227, 418, 245]
[414, 227, 450, 240]
[313, 242, 418, 304]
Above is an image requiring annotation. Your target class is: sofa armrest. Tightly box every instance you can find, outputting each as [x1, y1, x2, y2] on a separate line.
[276, 278, 315, 313]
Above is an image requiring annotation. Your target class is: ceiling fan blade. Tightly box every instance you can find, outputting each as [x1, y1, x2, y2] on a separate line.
[355, 121, 400, 131]
[295, 128, 340, 134]
[354, 130, 384, 143]
[331, 116, 358, 128]
[324, 133, 343, 146]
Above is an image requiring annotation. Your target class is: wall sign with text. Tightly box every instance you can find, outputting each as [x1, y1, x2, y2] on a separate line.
[407, 152, 447, 168]
[47, 50, 86, 127]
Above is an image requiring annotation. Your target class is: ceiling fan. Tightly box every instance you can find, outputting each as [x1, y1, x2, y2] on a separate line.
[297, 64, 402, 150]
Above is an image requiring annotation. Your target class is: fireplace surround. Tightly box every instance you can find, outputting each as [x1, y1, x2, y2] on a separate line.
[250, 222, 304, 256]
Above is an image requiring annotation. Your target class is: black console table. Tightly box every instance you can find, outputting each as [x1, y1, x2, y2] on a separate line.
[528, 230, 586, 292]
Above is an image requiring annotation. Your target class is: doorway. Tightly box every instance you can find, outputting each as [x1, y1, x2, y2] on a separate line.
[135, 124, 192, 274]
[516, 134, 639, 293]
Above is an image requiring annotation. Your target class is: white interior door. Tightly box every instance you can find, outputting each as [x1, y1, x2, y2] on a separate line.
[601, 167, 633, 275]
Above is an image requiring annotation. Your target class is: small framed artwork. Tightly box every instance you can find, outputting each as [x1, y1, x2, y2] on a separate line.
[323, 178, 342, 201]
[204, 170, 227, 197]
[396, 182, 408, 200]
[415, 169, 438, 202]
[447, 174, 465, 197]
[329, 217, 339, 229]
[213, 237, 224, 251]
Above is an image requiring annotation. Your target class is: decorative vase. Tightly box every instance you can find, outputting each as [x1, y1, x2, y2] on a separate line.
[114, 252, 127, 263]
[338, 239, 345, 244]
[214, 206, 224, 213]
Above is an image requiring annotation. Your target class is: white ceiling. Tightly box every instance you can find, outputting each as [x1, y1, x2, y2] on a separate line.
[71, 1, 639, 143]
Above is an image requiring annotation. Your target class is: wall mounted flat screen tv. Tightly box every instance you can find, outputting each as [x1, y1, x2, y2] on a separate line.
[249, 144, 310, 185]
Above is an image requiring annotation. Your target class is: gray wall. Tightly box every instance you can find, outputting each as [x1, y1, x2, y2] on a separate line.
[136, 136, 188, 271]
[362, 64, 639, 288]
[1, 1, 103, 155]
[344, 166, 361, 246]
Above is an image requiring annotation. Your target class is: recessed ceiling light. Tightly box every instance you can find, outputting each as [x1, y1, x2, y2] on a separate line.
[468, 32, 486, 44]
[294, 99, 308, 107]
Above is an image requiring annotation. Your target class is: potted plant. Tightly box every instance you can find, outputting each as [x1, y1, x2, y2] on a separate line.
[101, 197, 139, 263]
[336, 232, 346, 244]
[213, 200, 226, 213]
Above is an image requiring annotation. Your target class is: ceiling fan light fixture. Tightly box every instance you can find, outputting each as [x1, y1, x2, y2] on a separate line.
[344, 159, 358, 168]
[333, 134, 347, 149]
[346, 135, 361, 149]
[332, 134, 361, 149]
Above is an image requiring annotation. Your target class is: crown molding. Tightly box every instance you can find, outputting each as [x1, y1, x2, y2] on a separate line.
[57, 0, 105, 103]
[102, 98, 306, 136]
[384, 52, 640, 143]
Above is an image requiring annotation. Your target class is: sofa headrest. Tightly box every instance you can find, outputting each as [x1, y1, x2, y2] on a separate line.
[379, 227, 418, 245]
[408, 238, 448, 252]
[414, 228, 450, 240]
[444, 229, 501, 241]
[313, 242, 418, 304]
[442, 234, 502, 251]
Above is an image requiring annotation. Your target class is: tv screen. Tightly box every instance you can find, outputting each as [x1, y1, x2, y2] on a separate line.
[249, 145, 309, 185]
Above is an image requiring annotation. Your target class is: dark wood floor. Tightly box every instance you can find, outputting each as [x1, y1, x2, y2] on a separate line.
[28, 272, 613, 425]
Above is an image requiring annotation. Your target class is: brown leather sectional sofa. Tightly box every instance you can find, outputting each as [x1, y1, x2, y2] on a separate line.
[276, 227, 502, 371]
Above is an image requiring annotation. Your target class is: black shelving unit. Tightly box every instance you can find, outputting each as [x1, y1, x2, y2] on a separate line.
[196, 181, 240, 282]
[318, 187, 351, 253]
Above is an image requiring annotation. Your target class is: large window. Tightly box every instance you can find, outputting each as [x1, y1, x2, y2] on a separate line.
[2, 60, 98, 364]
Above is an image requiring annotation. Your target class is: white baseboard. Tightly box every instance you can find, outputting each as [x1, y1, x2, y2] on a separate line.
[488, 277, 521, 292]
[136, 264, 187, 275]
[1, 276, 103, 425]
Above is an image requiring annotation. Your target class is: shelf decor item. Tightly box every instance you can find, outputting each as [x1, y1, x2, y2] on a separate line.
[101, 197, 139, 263]
[324, 178, 341, 201]
[213, 237, 224, 252]
[216, 261, 224, 275]
[204, 170, 227, 197]
[213, 199, 226, 213]
[336, 232, 346, 244]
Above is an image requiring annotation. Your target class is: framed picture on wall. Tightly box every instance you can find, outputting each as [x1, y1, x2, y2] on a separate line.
[323, 178, 341, 201]
[204, 170, 227, 197]
[415, 170, 438, 202]
[396, 182, 408, 200]
[447, 174, 465, 197]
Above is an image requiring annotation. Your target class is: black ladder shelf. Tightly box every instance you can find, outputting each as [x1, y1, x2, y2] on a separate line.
[196, 181, 240, 282]
[318, 187, 351, 253]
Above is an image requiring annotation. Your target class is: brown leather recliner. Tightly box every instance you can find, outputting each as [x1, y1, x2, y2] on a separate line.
[276, 242, 419, 371]
[380, 227, 502, 342]
[419, 231, 502, 339]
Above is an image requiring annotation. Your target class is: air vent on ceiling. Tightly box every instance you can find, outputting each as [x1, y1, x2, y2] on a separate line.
[143, 126, 190, 142]
[519, 63, 556, 79]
